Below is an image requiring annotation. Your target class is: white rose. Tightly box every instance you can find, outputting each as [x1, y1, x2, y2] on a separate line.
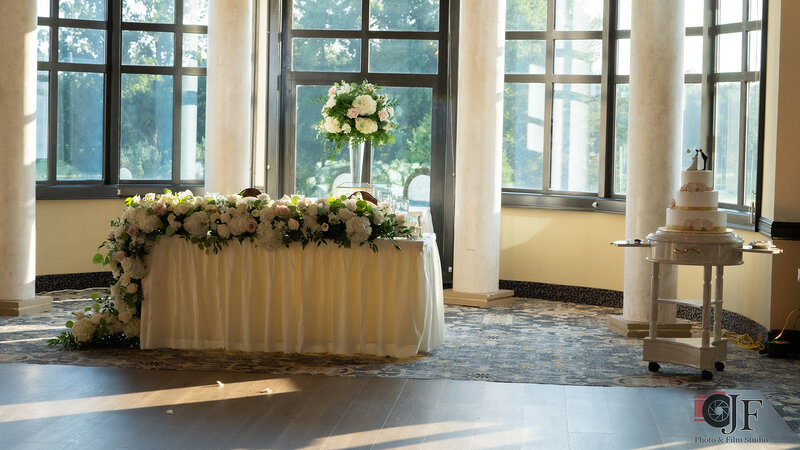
[217, 224, 231, 239]
[71, 319, 96, 343]
[324, 97, 336, 109]
[355, 117, 378, 134]
[118, 274, 131, 287]
[341, 123, 351, 133]
[126, 282, 138, 294]
[321, 223, 330, 232]
[176, 203, 190, 215]
[352, 94, 377, 115]
[345, 199, 357, 211]
[387, 106, 394, 117]
[288, 218, 300, 231]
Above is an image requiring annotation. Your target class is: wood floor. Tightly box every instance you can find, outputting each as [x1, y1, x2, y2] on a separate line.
[0, 363, 797, 449]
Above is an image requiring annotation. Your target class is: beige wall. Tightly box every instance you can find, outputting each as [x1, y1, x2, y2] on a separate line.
[500, 208, 778, 329]
[36, 199, 125, 275]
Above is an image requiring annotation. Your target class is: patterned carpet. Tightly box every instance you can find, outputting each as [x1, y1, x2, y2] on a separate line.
[3, 289, 800, 434]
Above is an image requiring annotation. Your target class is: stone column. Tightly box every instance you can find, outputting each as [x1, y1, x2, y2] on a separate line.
[444, 0, 513, 308]
[205, 0, 253, 194]
[0, 0, 51, 315]
[608, 0, 689, 336]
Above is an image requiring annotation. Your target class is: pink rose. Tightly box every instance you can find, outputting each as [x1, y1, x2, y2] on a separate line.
[114, 251, 126, 262]
[153, 203, 167, 216]
[347, 108, 359, 119]
[378, 109, 389, 121]
[276, 204, 291, 218]
[127, 225, 139, 237]
[246, 219, 258, 233]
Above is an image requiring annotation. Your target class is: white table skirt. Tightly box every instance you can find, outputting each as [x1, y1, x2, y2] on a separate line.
[140, 233, 444, 358]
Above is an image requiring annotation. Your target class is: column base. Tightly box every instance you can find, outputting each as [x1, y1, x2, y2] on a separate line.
[443, 289, 515, 308]
[608, 314, 693, 338]
[0, 296, 53, 316]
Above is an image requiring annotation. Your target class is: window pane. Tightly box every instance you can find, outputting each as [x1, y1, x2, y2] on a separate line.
[38, 26, 49, 61]
[749, 0, 762, 21]
[506, 0, 547, 31]
[555, 40, 602, 75]
[59, 0, 106, 21]
[184, 0, 208, 25]
[183, 33, 208, 67]
[613, 84, 629, 195]
[122, 31, 175, 66]
[123, 0, 175, 23]
[120, 74, 173, 180]
[718, 0, 743, 24]
[555, 0, 603, 31]
[744, 81, 759, 208]
[717, 32, 742, 73]
[503, 83, 545, 190]
[36, 72, 49, 181]
[58, 28, 105, 64]
[617, 0, 631, 30]
[292, 38, 360, 72]
[551, 83, 601, 192]
[181, 76, 206, 180]
[748, 30, 761, 71]
[370, 0, 439, 32]
[616, 38, 630, 75]
[57, 72, 104, 180]
[292, 0, 361, 30]
[369, 40, 438, 74]
[685, 35, 703, 74]
[685, 0, 704, 27]
[38, 0, 50, 17]
[714, 82, 741, 204]
[372, 87, 433, 207]
[505, 40, 545, 74]
[295, 85, 338, 197]
[683, 83, 702, 150]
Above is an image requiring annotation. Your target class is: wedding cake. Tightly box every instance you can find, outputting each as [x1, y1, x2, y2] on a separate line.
[665, 150, 727, 232]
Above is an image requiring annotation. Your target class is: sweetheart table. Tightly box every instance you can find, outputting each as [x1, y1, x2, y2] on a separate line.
[140, 233, 444, 358]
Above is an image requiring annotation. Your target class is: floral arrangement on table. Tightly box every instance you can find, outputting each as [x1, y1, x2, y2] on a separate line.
[316, 80, 398, 159]
[48, 190, 417, 350]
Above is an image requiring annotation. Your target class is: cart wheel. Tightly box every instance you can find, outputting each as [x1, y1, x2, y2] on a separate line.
[648, 362, 660, 372]
[701, 370, 713, 380]
[714, 361, 725, 372]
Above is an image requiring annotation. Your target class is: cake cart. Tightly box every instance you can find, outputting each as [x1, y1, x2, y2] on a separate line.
[613, 230, 781, 380]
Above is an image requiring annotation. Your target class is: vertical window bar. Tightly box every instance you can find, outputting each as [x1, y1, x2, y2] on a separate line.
[754, 0, 767, 229]
[542, 0, 555, 192]
[173, 0, 184, 186]
[736, 3, 748, 205]
[598, 0, 614, 198]
[46, 0, 59, 184]
[107, 0, 121, 185]
[701, 0, 714, 169]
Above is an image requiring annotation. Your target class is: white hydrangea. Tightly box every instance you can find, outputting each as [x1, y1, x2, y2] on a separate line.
[183, 211, 211, 239]
[373, 211, 385, 225]
[345, 199, 357, 211]
[120, 257, 146, 279]
[352, 94, 377, 115]
[356, 117, 378, 134]
[256, 222, 284, 250]
[123, 317, 141, 337]
[345, 216, 372, 244]
[337, 83, 353, 95]
[118, 274, 131, 287]
[116, 300, 136, 324]
[71, 318, 97, 343]
[337, 208, 356, 222]
[175, 203, 190, 216]
[217, 224, 231, 239]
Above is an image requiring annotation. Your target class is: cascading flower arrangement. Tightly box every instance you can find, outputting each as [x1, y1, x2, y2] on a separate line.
[316, 80, 398, 159]
[48, 190, 417, 350]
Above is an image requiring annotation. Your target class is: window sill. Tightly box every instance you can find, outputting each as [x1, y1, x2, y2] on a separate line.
[36, 184, 205, 200]
[501, 191, 757, 232]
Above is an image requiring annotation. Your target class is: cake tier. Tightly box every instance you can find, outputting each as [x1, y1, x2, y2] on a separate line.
[673, 190, 718, 209]
[680, 170, 713, 191]
[666, 208, 727, 232]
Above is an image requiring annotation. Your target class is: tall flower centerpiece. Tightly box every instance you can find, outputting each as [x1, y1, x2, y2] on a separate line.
[316, 80, 398, 185]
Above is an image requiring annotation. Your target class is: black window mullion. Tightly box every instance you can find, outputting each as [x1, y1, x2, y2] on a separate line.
[599, 0, 615, 198]
[542, 0, 555, 192]
[106, 0, 121, 185]
[173, 0, 184, 185]
[361, 0, 369, 74]
[737, 13, 748, 205]
[46, 0, 59, 184]
[701, 0, 714, 167]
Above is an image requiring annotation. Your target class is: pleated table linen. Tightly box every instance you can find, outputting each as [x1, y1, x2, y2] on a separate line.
[140, 233, 444, 358]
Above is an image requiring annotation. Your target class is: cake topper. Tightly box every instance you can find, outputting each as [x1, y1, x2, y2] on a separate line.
[686, 148, 709, 171]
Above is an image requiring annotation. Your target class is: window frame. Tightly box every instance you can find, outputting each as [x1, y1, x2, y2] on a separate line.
[36, 0, 208, 200]
[500, 0, 767, 231]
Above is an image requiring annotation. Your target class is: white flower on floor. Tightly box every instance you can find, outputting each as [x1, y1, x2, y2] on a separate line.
[71, 318, 96, 343]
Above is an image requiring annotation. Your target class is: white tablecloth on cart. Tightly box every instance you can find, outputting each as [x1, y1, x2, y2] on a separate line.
[140, 233, 444, 358]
